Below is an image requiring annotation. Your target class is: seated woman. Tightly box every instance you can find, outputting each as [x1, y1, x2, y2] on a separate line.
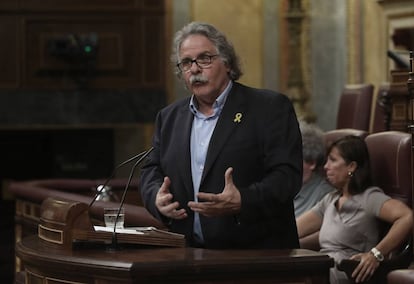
[296, 135, 413, 284]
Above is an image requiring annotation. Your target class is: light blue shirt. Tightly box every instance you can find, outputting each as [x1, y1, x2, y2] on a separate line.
[189, 80, 232, 244]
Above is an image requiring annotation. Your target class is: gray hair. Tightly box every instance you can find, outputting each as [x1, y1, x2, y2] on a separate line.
[171, 22, 243, 80]
[299, 120, 326, 169]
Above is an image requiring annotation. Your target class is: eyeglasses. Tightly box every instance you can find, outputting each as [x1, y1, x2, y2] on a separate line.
[176, 54, 219, 72]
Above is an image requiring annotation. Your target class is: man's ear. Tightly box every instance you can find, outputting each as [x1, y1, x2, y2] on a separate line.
[309, 161, 317, 171]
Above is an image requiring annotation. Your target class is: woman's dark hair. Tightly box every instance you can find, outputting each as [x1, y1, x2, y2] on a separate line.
[327, 135, 372, 194]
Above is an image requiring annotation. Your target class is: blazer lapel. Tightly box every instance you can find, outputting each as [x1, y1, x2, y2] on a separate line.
[201, 84, 246, 183]
[175, 103, 196, 198]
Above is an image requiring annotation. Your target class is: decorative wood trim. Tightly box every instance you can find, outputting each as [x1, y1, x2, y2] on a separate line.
[38, 224, 64, 245]
[380, 3, 414, 80]
[347, 0, 363, 84]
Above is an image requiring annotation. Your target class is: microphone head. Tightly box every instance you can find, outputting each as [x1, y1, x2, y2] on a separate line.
[93, 185, 114, 202]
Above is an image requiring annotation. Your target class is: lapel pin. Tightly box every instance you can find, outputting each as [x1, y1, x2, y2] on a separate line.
[233, 112, 242, 123]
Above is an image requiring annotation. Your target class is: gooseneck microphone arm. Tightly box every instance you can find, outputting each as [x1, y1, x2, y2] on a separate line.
[88, 149, 150, 209]
[111, 147, 154, 249]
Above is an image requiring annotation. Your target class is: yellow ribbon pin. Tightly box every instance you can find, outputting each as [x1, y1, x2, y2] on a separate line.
[233, 113, 242, 123]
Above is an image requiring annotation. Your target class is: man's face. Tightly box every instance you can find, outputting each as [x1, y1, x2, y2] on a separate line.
[302, 160, 316, 184]
[178, 34, 231, 105]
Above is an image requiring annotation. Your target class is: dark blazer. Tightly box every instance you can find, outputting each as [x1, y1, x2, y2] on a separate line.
[140, 82, 302, 249]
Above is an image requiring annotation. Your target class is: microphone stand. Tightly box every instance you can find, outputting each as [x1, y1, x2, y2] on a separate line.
[110, 147, 154, 250]
[88, 149, 150, 209]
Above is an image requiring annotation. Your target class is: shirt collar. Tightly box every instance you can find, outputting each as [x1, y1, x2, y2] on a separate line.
[189, 80, 233, 117]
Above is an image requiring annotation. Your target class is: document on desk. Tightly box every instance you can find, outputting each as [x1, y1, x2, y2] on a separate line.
[93, 226, 183, 236]
[93, 226, 145, 234]
[128, 226, 185, 237]
[88, 226, 185, 247]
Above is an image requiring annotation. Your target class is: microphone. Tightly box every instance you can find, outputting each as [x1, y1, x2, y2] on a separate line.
[88, 149, 151, 209]
[111, 147, 154, 249]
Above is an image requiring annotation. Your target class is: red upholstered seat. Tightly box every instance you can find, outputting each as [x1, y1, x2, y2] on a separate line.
[323, 128, 368, 148]
[365, 131, 412, 207]
[336, 84, 374, 131]
[371, 83, 391, 133]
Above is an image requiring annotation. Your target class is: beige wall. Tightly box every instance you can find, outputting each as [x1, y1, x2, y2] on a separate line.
[166, 0, 414, 131]
[191, 0, 264, 88]
[362, 1, 385, 87]
[117, 0, 414, 173]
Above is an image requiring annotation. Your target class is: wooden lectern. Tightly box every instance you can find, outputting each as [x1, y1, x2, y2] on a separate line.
[38, 197, 185, 249]
[16, 197, 334, 283]
[38, 197, 93, 249]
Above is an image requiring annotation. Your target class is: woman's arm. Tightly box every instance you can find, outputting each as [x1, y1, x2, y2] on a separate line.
[375, 198, 413, 256]
[349, 198, 413, 283]
[296, 210, 323, 239]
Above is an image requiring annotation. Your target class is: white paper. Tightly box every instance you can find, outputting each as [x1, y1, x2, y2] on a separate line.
[93, 226, 144, 234]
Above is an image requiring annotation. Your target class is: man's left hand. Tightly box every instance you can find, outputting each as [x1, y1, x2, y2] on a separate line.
[188, 167, 241, 217]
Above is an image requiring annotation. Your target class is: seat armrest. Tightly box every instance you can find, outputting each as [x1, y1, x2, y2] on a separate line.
[337, 259, 359, 283]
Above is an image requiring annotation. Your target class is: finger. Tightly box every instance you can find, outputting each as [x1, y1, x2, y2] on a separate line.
[159, 176, 171, 193]
[354, 259, 374, 283]
[162, 201, 180, 212]
[156, 192, 171, 207]
[156, 177, 171, 207]
[356, 267, 371, 283]
[224, 167, 234, 186]
[160, 193, 173, 205]
[159, 202, 180, 217]
[197, 192, 217, 202]
[188, 201, 214, 210]
[189, 206, 203, 213]
[351, 260, 364, 278]
[349, 254, 361, 261]
[172, 209, 188, 219]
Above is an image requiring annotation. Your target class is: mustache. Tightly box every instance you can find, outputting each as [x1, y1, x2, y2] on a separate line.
[189, 75, 208, 85]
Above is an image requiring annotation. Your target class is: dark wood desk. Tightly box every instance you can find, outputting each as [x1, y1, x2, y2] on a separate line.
[16, 235, 334, 283]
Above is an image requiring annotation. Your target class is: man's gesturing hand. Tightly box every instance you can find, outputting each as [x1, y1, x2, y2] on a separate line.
[155, 177, 187, 219]
[188, 167, 241, 217]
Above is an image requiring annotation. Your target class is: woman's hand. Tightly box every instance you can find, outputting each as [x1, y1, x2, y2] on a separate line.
[349, 251, 380, 283]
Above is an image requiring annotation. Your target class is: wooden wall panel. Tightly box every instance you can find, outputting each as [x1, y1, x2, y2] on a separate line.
[21, 0, 136, 10]
[0, 1, 17, 9]
[19, 0, 164, 11]
[23, 15, 140, 89]
[0, 0, 165, 91]
[0, 16, 19, 88]
[141, 16, 165, 87]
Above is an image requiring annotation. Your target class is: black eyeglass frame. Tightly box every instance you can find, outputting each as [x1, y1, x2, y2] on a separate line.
[176, 54, 219, 72]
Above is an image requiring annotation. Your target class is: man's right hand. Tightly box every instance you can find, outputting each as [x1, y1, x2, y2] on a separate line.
[155, 176, 188, 219]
